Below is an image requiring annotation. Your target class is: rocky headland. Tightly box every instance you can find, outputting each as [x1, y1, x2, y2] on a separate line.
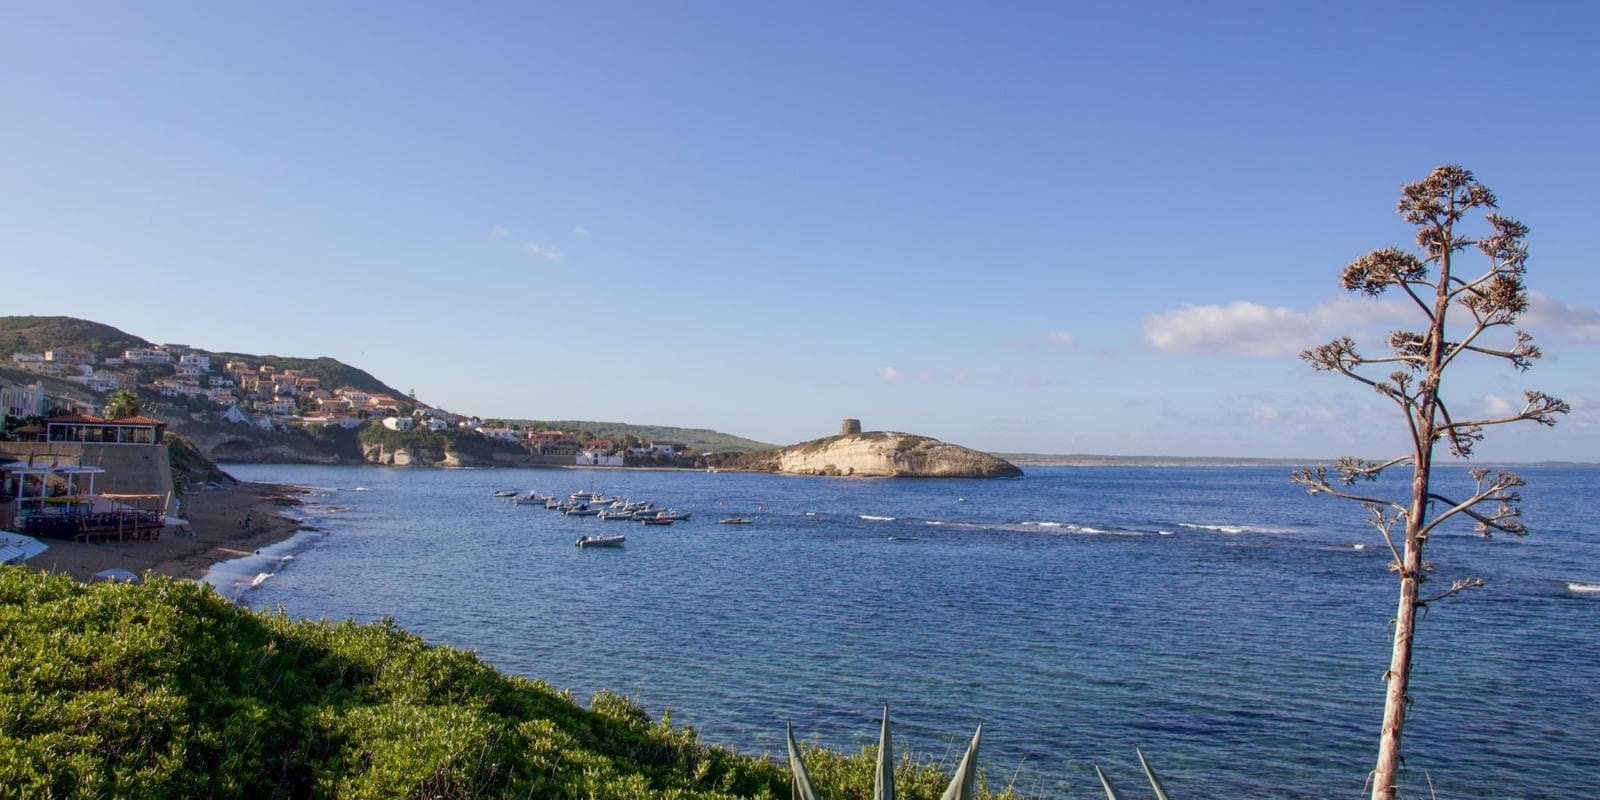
[717, 420, 1022, 478]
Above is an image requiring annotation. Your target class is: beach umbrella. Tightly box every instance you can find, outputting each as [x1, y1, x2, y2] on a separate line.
[0, 531, 48, 564]
[92, 568, 141, 584]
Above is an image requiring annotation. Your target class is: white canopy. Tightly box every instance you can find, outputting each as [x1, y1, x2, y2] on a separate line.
[0, 531, 49, 564]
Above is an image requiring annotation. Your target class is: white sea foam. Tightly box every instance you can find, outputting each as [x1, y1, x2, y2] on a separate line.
[925, 520, 947, 526]
[352, 487, 371, 492]
[1157, 530, 1175, 536]
[1567, 582, 1600, 595]
[1021, 521, 1065, 528]
[859, 515, 896, 522]
[1352, 543, 1366, 550]
[1179, 523, 1249, 534]
[250, 572, 273, 588]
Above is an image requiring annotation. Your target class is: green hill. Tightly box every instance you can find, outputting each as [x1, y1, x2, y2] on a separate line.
[505, 420, 774, 453]
[0, 568, 1009, 800]
[206, 351, 406, 398]
[1, 316, 768, 462]
[0, 316, 151, 360]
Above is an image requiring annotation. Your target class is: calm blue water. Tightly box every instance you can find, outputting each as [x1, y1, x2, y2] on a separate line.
[212, 464, 1600, 798]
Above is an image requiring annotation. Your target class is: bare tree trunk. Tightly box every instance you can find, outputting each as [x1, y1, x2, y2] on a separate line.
[1373, 215, 1453, 800]
[1372, 472, 1428, 800]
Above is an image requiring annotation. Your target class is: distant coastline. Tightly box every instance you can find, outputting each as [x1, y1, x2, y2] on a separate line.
[999, 453, 1600, 468]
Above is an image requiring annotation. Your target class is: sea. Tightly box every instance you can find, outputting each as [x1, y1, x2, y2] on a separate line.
[207, 463, 1600, 799]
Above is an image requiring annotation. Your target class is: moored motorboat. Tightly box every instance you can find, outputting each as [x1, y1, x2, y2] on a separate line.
[718, 518, 752, 525]
[565, 505, 602, 516]
[492, 490, 519, 497]
[641, 518, 674, 526]
[576, 534, 625, 547]
[654, 510, 691, 521]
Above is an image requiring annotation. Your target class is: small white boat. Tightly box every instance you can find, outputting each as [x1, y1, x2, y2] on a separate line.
[640, 518, 674, 526]
[492, 490, 519, 497]
[576, 534, 625, 548]
[565, 505, 602, 516]
[654, 510, 691, 521]
[598, 510, 634, 521]
[718, 517, 753, 525]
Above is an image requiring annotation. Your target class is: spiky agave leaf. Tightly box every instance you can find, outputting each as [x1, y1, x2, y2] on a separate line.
[876, 705, 895, 800]
[1137, 748, 1170, 800]
[1094, 764, 1124, 800]
[786, 721, 819, 800]
[938, 724, 983, 800]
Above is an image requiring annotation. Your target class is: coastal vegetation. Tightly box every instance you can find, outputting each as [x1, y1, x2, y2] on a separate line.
[0, 568, 1016, 800]
[1292, 166, 1568, 800]
[101, 389, 142, 420]
[505, 419, 775, 454]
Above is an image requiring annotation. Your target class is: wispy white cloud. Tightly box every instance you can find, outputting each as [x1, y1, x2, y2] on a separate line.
[1008, 330, 1078, 352]
[1483, 394, 1516, 416]
[573, 225, 591, 239]
[878, 366, 972, 384]
[490, 225, 511, 238]
[1523, 291, 1600, 342]
[1252, 404, 1281, 423]
[1143, 297, 1410, 357]
[524, 241, 564, 262]
[1143, 301, 1316, 356]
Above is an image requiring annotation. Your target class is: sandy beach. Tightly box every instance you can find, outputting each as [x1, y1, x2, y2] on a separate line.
[23, 481, 305, 582]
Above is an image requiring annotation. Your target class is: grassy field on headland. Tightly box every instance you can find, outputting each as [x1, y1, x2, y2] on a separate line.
[0, 568, 1014, 799]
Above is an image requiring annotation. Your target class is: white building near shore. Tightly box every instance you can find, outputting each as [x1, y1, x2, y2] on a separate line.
[576, 450, 623, 467]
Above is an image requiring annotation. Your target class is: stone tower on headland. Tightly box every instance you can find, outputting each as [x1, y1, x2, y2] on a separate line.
[840, 418, 862, 436]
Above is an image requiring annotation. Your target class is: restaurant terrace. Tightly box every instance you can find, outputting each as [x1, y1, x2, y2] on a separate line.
[45, 414, 166, 445]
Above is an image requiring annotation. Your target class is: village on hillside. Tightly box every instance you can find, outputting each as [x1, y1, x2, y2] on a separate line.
[3, 343, 699, 468]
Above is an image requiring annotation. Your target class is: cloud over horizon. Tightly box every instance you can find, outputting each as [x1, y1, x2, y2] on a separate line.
[1143, 297, 1410, 357]
[1524, 291, 1600, 342]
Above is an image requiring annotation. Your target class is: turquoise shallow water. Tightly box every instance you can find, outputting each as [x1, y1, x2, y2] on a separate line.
[213, 464, 1600, 798]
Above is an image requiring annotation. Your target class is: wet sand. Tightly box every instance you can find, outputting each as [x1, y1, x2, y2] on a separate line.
[23, 482, 305, 582]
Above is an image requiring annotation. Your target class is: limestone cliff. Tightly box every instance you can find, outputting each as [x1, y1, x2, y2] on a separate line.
[735, 431, 1021, 478]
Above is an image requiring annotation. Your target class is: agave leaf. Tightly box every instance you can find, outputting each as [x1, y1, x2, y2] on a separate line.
[1136, 748, 1170, 800]
[1094, 764, 1124, 800]
[938, 724, 983, 800]
[786, 721, 819, 800]
[875, 705, 895, 800]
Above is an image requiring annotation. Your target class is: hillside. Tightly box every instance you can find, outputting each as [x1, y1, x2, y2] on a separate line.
[0, 316, 151, 359]
[0, 316, 406, 400]
[206, 351, 406, 398]
[506, 419, 774, 453]
[2, 317, 771, 465]
[0, 568, 1010, 800]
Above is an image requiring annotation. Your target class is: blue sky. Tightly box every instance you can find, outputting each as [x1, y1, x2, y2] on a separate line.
[4, 2, 1597, 460]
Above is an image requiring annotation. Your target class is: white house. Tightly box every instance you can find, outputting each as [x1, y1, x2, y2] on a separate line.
[576, 450, 624, 467]
[178, 353, 211, 373]
[65, 373, 122, 393]
[123, 348, 172, 365]
[381, 416, 416, 431]
[479, 426, 520, 442]
[0, 378, 47, 418]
